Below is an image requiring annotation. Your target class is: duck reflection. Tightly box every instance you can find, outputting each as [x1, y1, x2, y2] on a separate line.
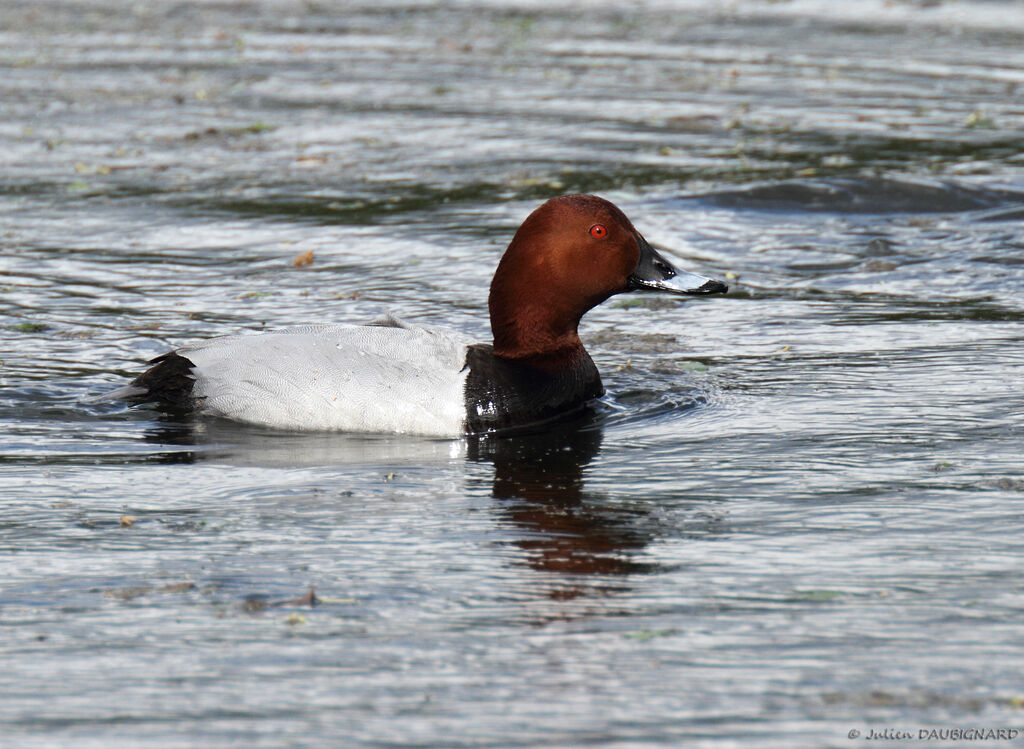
[468, 409, 657, 595]
[140, 412, 203, 464]
[141, 406, 660, 597]
[142, 412, 464, 466]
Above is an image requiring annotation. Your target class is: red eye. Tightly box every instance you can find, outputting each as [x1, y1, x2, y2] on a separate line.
[589, 224, 607, 239]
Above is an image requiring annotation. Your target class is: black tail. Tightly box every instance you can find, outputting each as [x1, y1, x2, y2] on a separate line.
[130, 351, 198, 407]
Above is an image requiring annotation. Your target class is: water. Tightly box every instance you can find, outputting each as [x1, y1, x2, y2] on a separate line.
[3, 1, 1024, 746]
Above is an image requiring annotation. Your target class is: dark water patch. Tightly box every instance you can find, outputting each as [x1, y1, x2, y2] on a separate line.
[691, 176, 1024, 214]
[701, 286, 1024, 322]
[199, 185, 512, 225]
[975, 204, 1024, 223]
[729, 128, 1024, 174]
[186, 166, 709, 225]
[972, 252, 1024, 266]
[0, 450, 205, 468]
[831, 299, 1024, 323]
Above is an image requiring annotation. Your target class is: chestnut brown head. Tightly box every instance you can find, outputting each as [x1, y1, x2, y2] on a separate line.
[488, 194, 727, 362]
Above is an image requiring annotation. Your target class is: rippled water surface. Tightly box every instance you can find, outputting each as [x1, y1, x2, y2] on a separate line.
[3, 1, 1024, 747]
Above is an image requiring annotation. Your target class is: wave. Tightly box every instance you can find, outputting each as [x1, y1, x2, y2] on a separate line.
[686, 176, 1024, 215]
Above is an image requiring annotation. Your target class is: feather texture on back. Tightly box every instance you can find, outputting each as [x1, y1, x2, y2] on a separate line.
[177, 323, 471, 436]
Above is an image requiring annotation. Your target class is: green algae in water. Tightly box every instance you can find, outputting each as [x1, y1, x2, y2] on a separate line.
[11, 322, 50, 333]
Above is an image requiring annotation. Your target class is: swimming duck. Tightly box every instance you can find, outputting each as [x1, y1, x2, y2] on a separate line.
[109, 194, 727, 436]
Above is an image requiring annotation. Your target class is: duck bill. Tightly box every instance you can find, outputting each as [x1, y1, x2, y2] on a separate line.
[627, 235, 728, 295]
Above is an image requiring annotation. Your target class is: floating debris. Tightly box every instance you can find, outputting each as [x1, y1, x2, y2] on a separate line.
[678, 360, 708, 372]
[244, 587, 320, 613]
[159, 582, 196, 593]
[624, 629, 677, 641]
[105, 585, 151, 601]
[966, 109, 996, 129]
[281, 588, 319, 607]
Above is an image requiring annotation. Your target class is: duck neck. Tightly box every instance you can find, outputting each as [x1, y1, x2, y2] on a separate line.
[489, 293, 587, 371]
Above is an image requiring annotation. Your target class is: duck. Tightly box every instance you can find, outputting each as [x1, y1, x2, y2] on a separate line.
[106, 194, 727, 436]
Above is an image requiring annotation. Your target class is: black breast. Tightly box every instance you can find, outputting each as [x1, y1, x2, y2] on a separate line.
[463, 344, 604, 434]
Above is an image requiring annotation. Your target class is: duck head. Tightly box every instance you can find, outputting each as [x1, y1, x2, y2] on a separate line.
[489, 194, 727, 363]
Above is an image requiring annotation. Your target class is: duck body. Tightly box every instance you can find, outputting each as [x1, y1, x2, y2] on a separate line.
[112, 194, 726, 436]
[124, 319, 602, 437]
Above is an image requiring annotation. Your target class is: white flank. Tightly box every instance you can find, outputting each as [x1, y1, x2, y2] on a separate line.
[179, 323, 471, 437]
